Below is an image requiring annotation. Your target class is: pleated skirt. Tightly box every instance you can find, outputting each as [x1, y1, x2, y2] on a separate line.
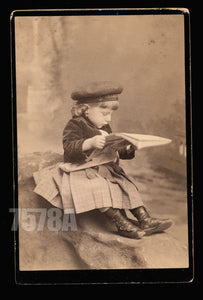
[33, 162, 143, 214]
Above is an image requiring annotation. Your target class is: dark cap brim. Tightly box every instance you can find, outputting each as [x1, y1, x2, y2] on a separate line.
[71, 81, 123, 101]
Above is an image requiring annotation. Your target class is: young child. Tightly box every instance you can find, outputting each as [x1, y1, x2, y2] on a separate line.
[34, 81, 173, 239]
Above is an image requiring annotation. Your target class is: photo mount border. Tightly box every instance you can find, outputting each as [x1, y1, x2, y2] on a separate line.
[10, 8, 194, 285]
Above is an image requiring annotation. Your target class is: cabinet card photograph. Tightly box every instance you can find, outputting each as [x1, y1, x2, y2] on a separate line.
[11, 9, 193, 284]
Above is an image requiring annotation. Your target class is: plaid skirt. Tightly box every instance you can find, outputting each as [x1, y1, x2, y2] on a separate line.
[33, 162, 143, 214]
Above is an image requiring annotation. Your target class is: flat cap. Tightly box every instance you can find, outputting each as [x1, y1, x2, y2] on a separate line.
[71, 81, 123, 102]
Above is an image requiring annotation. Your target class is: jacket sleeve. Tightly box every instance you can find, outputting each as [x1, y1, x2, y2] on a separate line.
[118, 145, 135, 160]
[63, 119, 87, 163]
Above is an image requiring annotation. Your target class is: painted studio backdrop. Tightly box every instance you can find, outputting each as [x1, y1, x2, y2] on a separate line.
[14, 15, 188, 270]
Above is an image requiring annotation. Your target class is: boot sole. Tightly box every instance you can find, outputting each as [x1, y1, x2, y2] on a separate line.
[117, 229, 146, 239]
[142, 220, 174, 235]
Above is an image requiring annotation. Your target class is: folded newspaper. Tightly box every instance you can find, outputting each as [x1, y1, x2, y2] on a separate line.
[104, 132, 171, 150]
[60, 133, 172, 173]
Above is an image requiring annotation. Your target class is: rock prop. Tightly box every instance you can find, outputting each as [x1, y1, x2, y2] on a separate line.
[17, 152, 188, 270]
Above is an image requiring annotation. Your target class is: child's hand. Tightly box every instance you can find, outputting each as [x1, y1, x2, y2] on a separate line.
[90, 135, 106, 149]
[82, 135, 106, 152]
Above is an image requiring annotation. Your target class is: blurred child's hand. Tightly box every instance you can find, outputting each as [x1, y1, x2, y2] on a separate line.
[82, 135, 106, 152]
[91, 135, 106, 149]
[99, 130, 109, 137]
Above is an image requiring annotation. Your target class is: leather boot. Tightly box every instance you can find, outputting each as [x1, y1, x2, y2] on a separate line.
[104, 208, 145, 239]
[130, 206, 173, 235]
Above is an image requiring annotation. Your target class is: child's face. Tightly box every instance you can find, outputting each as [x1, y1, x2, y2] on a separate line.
[87, 104, 115, 128]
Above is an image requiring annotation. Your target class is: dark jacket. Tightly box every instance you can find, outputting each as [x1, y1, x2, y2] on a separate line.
[63, 116, 135, 163]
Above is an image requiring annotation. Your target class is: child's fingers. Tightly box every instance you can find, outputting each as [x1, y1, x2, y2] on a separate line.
[92, 135, 106, 149]
[100, 136, 106, 142]
[99, 130, 109, 136]
[98, 141, 106, 148]
[97, 138, 106, 149]
[97, 136, 106, 143]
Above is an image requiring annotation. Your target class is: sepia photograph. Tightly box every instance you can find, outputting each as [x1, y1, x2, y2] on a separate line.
[11, 8, 193, 284]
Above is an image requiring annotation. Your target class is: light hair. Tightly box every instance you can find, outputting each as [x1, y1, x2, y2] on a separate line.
[71, 100, 119, 117]
[71, 103, 89, 117]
